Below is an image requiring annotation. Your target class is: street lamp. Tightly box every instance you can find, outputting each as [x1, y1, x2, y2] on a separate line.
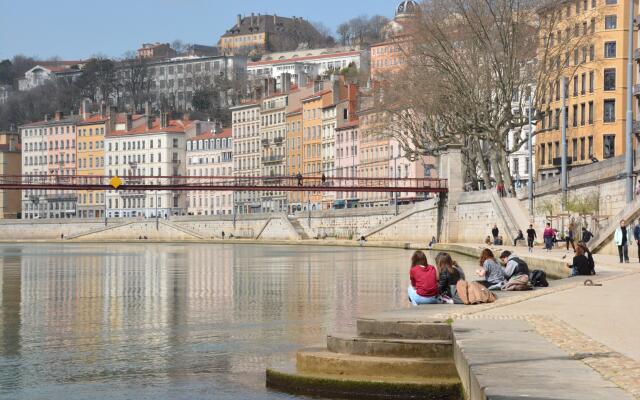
[128, 161, 138, 218]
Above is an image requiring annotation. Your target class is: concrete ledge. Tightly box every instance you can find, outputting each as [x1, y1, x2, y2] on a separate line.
[452, 319, 634, 400]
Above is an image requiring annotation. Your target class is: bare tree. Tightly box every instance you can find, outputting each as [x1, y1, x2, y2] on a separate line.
[335, 15, 390, 46]
[377, 0, 593, 193]
[118, 52, 152, 112]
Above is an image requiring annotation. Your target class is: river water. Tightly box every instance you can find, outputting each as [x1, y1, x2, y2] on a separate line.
[0, 243, 479, 400]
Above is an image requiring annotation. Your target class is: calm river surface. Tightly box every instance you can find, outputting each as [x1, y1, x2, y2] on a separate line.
[0, 243, 478, 400]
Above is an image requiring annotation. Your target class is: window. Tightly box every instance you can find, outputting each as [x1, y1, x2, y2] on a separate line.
[581, 73, 586, 94]
[573, 75, 578, 96]
[604, 68, 616, 90]
[604, 99, 616, 122]
[580, 138, 586, 160]
[603, 135, 615, 158]
[604, 41, 616, 58]
[588, 101, 594, 124]
[605, 0, 617, 4]
[588, 136, 593, 157]
[572, 139, 578, 161]
[589, 44, 595, 61]
[573, 104, 578, 127]
[581, 103, 586, 126]
[589, 71, 594, 92]
[605, 15, 617, 29]
[541, 145, 546, 165]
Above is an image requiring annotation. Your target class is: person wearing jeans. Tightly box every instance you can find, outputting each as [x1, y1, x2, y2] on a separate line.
[543, 223, 554, 252]
[614, 219, 632, 263]
[634, 219, 640, 263]
[408, 250, 440, 306]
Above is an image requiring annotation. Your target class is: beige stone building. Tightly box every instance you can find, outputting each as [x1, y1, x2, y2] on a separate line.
[0, 132, 21, 219]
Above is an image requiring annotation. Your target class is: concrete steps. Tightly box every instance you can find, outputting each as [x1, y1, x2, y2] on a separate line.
[287, 218, 309, 239]
[357, 318, 453, 340]
[266, 317, 461, 399]
[297, 348, 458, 379]
[327, 334, 453, 358]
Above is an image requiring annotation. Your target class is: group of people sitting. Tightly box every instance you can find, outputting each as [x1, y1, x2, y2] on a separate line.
[407, 249, 535, 306]
[408, 242, 597, 306]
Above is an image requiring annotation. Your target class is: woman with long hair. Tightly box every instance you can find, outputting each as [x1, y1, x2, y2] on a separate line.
[476, 248, 505, 289]
[577, 242, 596, 275]
[569, 243, 594, 276]
[407, 250, 439, 305]
[437, 252, 466, 304]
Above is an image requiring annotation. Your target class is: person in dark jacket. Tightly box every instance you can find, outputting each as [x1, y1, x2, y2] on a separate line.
[491, 224, 499, 242]
[577, 242, 596, 275]
[634, 219, 640, 263]
[436, 252, 466, 303]
[499, 251, 530, 280]
[581, 227, 593, 243]
[568, 245, 592, 276]
[526, 224, 537, 253]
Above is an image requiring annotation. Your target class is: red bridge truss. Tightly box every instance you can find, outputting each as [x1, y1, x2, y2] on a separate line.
[0, 175, 448, 193]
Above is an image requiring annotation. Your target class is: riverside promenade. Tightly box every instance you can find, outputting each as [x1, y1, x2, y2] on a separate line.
[362, 243, 640, 399]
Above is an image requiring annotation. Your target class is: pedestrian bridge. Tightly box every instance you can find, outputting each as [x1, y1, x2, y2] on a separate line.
[0, 175, 448, 193]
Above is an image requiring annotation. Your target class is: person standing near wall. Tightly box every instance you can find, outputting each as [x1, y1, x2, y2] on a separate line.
[634, 218, 640, 263]
[543, 223, 554, 252]
[614, 219, 632, 264]
[491, 224, 499, 244]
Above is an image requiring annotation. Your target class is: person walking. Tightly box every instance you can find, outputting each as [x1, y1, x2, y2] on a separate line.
[614, 219, 632, 263]
[565, 222, 576, 251]
[526, 224, 537, 253]
[491, 224, 499, 244]
[543, 223, 554, 252]
[296, 172, 303, 187]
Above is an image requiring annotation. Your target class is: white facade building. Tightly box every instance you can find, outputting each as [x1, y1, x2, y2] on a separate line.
[247, 47, 367, 90]
[104, 115, 207, 218]
[231, 102, 262, 214]
[186, 128, 234, 216]
[260, 94, 288, 212]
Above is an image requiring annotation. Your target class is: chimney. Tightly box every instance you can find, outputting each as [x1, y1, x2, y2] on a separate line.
[237, 14, 242, 27]
[251, 12, 255, 27]
[125, 113, 133, 131]
[144, 100, 152, 117]
[195, 121, 202, 135]
[332, 75, 341, 105]
[55, 111, 63, 121]
[282, 73, 292, 93]
[273, 14, 277, 24]
[81, 99, 90, 120]
[99, 101, 106, 117]
[146, 115, 154, 130]
[160, 113, 169, 129]
[107, 106, 116, 132]
[44, 114, 49, 122]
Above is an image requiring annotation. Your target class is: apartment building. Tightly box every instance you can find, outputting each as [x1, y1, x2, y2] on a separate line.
[186, 128, 233, 216]
[20, 112, 80, 219]
[536, 0, 636, 180]
[104, 114, 200, 218]
[260, 93, 288, 212]
[334, 121, 359, 208]
[0, 132, 21, 219]
[76, 108, 109, 218]
[231, 102, 262, 214]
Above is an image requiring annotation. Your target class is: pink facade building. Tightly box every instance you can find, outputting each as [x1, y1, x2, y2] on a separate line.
[334, 120, 359, 208]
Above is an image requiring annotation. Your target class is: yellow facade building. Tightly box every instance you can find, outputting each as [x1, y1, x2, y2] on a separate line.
[536, 0, 637, 180]
[0, 132, 21, 219]
[76, 115, 108, 218]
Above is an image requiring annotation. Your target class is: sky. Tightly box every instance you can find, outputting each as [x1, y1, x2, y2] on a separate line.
[0, 0, 395, 60]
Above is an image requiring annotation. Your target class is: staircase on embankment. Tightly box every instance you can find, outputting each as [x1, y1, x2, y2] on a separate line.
[287, 218, 310, 239]
[490, 193, 531, 243]
[590, 197, 640, 253]
[266, 317, 461, 399]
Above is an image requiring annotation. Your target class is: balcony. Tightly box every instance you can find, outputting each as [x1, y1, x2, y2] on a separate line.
[120, 191, 146, 198]
[262, 155, 284, 164]
[273, 136, 284, 145]
[261, 139, 270, 147]
[44, 193, 77, 202]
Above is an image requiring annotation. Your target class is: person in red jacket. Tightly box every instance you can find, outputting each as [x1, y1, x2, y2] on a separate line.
[408, 250, 440, 305]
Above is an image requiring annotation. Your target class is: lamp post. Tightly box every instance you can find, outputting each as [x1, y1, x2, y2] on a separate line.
[561, 76, 568, 211]
[625, 0, 636, 203]
[394, 152, 399, 216]
[128, 161, 138, 218]
[527, 93, 534, 216]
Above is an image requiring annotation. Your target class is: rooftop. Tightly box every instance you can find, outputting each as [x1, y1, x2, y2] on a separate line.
[107, 118, 191, 137]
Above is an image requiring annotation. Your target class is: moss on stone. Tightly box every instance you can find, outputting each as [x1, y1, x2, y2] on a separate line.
[266, 367, 462, 399]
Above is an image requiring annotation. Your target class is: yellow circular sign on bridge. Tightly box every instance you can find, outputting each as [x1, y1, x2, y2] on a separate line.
[110, 176, 123, 189]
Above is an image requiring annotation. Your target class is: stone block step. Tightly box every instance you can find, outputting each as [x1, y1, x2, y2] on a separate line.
[357, 318, 452, 340]
[267, 361, 462, 400]
[327, 333, 452, 358]
[296, 347, 458, 379]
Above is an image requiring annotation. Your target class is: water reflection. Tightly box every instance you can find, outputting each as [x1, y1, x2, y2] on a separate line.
[0, 243, 477, 399]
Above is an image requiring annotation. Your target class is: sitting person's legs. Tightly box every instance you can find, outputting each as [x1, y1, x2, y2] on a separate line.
[407, 286, 438, 305]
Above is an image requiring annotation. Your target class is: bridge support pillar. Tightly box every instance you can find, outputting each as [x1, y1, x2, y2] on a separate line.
[437, 144, 463, 243]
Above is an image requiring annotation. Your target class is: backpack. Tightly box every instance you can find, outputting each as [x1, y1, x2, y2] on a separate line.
[503, 274, 533, 291]
[529, 270, 549, 287]
[510, 257, 530, 277]
[456, 280, 497, 305]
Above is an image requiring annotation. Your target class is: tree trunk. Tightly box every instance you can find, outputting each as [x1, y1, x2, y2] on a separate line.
[498, 153, 515, 198]
[473, 139, 492, 189]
